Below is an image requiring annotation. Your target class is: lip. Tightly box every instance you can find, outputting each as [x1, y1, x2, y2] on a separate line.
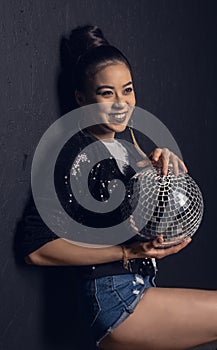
[108, 111, 128, 124]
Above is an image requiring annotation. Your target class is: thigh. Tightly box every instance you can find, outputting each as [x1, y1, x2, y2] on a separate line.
[100, 287, 217, 350]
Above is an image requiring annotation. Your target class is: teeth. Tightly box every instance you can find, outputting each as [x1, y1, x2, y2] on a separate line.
[110, 113, 126, 119]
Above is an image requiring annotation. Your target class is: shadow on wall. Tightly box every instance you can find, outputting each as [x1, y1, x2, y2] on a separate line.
[13, 29, 99, 349]
[14, 191, 97, 350]
[57, 36, 80, 116]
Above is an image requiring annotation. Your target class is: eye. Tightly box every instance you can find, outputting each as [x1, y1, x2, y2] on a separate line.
[123, 87, 133, 95]
[101, 90, 113, 97]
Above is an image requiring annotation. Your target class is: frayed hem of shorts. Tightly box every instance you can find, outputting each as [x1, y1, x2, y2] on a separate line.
[96, 283, 152, 348]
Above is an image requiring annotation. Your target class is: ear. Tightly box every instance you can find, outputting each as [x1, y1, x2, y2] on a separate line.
[75, 89, 86, 106]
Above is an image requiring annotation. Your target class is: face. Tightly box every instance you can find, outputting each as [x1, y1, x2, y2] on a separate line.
[76, 63, 136, 139]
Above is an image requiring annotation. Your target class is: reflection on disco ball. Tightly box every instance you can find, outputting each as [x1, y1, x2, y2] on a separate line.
[122, 166, 204, 248]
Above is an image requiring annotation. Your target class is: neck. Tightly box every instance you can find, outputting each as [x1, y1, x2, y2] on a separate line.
[87, 125, 115, 140]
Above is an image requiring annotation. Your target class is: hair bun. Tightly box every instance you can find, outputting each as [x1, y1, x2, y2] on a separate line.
[67, 25, 109, 65]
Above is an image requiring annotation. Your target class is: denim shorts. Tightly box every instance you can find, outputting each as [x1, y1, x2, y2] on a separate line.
[80, 273, 155, 347]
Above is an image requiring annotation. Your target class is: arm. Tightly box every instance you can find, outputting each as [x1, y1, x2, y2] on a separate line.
[25, 238, 123, 266]
[25, 235, 191, 266]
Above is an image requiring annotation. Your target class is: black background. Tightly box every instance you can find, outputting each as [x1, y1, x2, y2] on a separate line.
[0, 1, 217, 349]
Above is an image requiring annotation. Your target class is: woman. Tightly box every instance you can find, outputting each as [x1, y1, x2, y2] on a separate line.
[23, 25, 217, 349]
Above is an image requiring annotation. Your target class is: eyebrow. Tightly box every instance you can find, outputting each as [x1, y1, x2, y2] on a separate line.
[95, 81, 133, 93]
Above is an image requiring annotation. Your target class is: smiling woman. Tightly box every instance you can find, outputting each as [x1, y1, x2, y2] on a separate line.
[22, 25, 217, 350]
[76, 63, 135, 138]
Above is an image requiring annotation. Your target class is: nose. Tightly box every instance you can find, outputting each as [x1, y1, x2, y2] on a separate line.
[112, 102, 126, 110]
[112, 93, 127, 110]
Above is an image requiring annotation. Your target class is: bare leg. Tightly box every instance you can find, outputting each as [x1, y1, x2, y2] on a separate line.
[100, 288, 217, 350]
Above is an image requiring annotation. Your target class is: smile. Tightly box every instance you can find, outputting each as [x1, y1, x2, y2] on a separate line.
[108, 112, 128, 123]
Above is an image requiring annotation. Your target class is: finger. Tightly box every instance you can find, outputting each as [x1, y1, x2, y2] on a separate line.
[177, 158, 188, 173]
[154, 234, 164, 245]
[149, 148, 162, 162]
[169, 154, 188, 176]
[136, 159, 152, 168]
[147, 235, 164, 249]
[149, 148, 170, 176]
[169, 154, 179, 176]
[162, 238, 192, 256]
[175, 237, 192, 250]
[129, 215, 140, 233]
[160, 148, 170, 176]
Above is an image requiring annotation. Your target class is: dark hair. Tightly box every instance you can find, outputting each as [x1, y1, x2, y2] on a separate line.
[65, 25, 132, 92]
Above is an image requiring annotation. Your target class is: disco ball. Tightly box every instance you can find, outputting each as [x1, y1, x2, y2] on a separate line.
[123, 166, 204, 247]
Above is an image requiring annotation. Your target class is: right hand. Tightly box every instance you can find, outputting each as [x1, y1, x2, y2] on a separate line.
[126, 235, 192, 260]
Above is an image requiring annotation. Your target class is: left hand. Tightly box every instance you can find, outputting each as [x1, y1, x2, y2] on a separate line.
[137, 147, 188, 176]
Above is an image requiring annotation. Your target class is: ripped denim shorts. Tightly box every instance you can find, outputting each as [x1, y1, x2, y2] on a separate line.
[80, 273, 155, 347]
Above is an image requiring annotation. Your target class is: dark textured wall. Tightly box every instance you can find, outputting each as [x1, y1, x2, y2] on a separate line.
[1, 1, 217, 349]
